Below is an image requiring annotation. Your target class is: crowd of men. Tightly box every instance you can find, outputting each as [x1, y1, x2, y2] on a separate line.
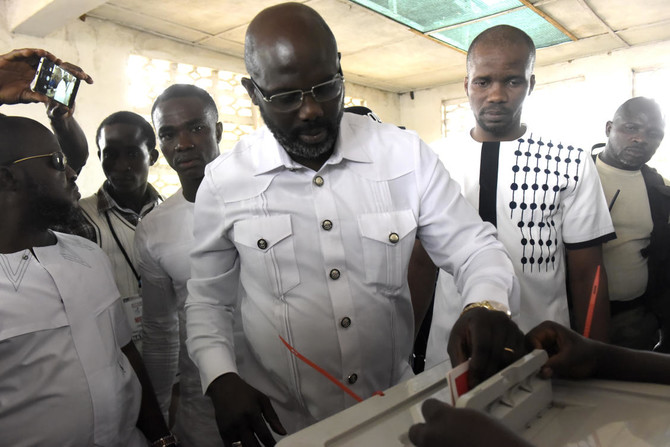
[1, 2, 670, 447]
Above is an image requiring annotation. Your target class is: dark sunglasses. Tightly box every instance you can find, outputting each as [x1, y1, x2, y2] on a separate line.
[7, 151, 68, 171]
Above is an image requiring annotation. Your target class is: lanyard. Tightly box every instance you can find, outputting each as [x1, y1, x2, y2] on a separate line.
[104, 211, 141, 289]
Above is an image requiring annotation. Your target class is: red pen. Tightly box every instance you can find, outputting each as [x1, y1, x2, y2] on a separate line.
[583, 265, 601, 339]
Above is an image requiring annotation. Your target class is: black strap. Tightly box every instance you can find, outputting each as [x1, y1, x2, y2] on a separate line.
[479, 141, 500, 227]
[105, 211, 141, 288]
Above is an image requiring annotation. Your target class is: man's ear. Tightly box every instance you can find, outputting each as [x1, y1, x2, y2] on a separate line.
[605, 121, 613, 137]
[528, 74, 536, 96]
[149, 148, 159, 166]
[241, 78, 259, 106]
[463, 76, 469, 97]
[216, 122, 223, 144]
[0, 167, 18, 192]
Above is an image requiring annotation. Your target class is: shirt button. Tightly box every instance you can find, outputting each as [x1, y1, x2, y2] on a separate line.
[257, 239, 268, 250]
[348, 373, 358, 384]
[322, 220, 333, 231]
[22, 254, 29, 260]
[313, 176, 324, 187]
[389, 232, 400, 244]
[340, 317, 352, 328]
[329, 269, 340, 280]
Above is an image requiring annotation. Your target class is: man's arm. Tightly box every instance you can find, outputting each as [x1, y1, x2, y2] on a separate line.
[526, 320, 670, 384]
[566, 245, 610, 342]
[121, 341, 176, 445]
[414, 140, 522, 387]
[135, 224, 180, 421]
[0, 48, 92, 106]
[47, 100, 89, 174]
[185, 172, 285, 446]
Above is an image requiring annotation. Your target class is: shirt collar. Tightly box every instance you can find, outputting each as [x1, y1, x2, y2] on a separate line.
[252, 113, 373, 176]
[97, 181, 162, 217]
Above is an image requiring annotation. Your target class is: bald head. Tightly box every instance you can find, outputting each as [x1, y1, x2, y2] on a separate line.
[244, 2, 338, 83]
[602, 96, 665, 170]
[0, 116, 59, 165]
[467, 25, 536, 75]
[613, 97, 664, 124]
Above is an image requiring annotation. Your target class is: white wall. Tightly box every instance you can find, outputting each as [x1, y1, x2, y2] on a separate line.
[0, 11, 399, 195]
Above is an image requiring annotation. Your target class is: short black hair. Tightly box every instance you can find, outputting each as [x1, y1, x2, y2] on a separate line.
[151, 84, 219, 122]
[467, 25, 536, 75]
[95, 111, 156, 151]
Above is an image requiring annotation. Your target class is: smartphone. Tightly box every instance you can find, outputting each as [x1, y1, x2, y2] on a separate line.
[30, 57, 81, 108]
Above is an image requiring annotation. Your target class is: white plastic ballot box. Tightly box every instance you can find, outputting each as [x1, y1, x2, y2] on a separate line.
[277, 350, 670, 446]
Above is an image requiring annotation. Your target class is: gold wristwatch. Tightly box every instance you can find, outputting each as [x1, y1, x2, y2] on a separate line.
[461, 300, 511, 317]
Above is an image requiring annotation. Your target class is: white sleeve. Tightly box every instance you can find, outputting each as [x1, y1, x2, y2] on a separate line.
[415, 140, 518, 310]
[135, 221, 179, 418]
[185, 170, 241, 393]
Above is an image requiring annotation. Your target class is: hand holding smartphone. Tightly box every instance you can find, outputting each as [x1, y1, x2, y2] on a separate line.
[0, 48, 92, 107]
[30, 57, 82, 108]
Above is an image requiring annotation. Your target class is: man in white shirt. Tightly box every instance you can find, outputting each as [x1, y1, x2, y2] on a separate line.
[426, 25, 615, 369]
[186, 4, 522, 446]
[136, 84, 224, 446]
[595, 97, 670, 351]
[0, 113, 174, 446]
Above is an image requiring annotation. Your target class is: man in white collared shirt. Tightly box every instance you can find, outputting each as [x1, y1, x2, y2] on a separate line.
[186, 4, 521, 445]
[0, 113, 173, 446]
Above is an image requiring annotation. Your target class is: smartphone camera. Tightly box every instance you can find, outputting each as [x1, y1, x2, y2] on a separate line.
[30, 57, 81, 108]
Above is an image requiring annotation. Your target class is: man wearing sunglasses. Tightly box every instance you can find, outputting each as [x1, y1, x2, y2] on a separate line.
[185, 4, 522, 446]
[0, 114, 174, 446]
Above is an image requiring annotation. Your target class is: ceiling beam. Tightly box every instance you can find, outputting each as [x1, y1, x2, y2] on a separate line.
[6, 0, 107, 37]
[573, 0, 630, 47]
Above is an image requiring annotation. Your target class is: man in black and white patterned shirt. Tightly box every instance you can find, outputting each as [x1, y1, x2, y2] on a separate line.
[426, 25, 615, 368]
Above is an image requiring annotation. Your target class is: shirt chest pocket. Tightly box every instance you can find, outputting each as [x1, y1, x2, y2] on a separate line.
[233, 214, 300, 297]
[358, 210, 417, 293]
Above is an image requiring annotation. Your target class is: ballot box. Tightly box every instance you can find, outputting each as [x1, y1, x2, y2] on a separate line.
[276, 350, 670, 447]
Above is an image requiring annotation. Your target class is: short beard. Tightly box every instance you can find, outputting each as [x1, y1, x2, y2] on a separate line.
[260, 105, 343, 160]
[24, 178, 79, 232]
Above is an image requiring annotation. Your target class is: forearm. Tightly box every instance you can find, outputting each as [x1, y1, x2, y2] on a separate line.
[49, 114, 88, 173]
[595, 342, 670, 384]
[142, 318, 180, 418]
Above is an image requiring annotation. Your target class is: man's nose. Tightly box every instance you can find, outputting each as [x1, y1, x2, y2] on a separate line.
[298, 93, 325, 121]
[65, 164, 78, 182]
[176, 130, 194, 150]
[487, 82, 507, 103]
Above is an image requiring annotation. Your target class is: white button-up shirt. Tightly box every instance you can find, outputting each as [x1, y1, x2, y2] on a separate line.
[186, 113, 517, 432]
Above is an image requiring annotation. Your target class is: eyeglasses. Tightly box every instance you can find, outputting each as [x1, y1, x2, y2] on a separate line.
[250, 74, 345, 113]
[8, 151, 68, 171]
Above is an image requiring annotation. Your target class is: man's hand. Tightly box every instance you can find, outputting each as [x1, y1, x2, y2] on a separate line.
[448, 307, 525, 387]
[408, 398, 534, 447]
[525, 320, 599, 380]
[207, 373, 286, 447]
[0, 48, 92, 106]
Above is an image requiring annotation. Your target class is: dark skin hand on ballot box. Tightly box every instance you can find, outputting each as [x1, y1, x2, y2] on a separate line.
[410, 320, 670, 447]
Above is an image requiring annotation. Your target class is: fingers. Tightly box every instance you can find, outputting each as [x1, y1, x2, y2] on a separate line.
[408, 422, 427, 446]
[260, 396, 287, 436]
[60, 61, 94, 84]
[2, 48, 57, 65]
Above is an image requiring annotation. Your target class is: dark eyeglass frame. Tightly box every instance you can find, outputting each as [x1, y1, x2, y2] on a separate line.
[5, 151, 68, 171]
[249, 74, 345, 112]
